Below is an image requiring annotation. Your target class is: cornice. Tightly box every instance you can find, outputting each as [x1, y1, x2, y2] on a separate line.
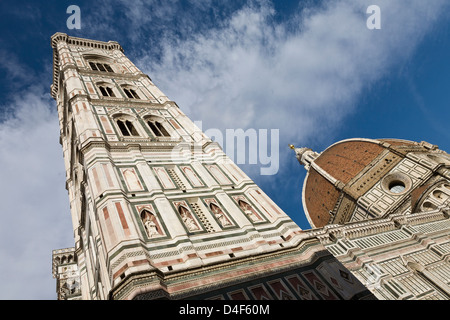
[88, 97, 165, 109]
[308, 207, 450, 244]
[78, 68, 148, 81]
[65, 90, 172, 110]
[109, 236, 327, 299]
[51, 32, 123, 51]
[51, 32, 124, 100]
[79, 138, 183, 156]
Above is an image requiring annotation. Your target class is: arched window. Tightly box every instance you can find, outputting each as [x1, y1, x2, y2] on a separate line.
[98, 84, 115, 97]
[89, 61, 114, 73]
[155, 121, 169, 136]
[146, 118, 170, 137]
[433, 190, 449, 201]
[422, 201, 438, 211]
[123, 87, 140, 99]
[116, 118, 139, 137]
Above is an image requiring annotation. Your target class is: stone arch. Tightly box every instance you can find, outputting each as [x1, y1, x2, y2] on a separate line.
[95, 80, 117, 97]
[422, 201, 438, 212]
[432, 189, 449, 202]
[144, 115, 171, 137]
[120, 83, 141, 99]
[112, 113, 141, 137]
[83, 54, 116, 73]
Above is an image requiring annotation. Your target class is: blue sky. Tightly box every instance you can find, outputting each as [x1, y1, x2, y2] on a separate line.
[0, 0, 449, 299]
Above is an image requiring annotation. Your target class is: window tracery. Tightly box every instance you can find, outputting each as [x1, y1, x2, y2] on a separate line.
[98, 85, 115, 97]
[89, 61, 114, 73]
[113, 114, 140, 137]
[123, 87, 140, 99]
[145, 116, 171, 137]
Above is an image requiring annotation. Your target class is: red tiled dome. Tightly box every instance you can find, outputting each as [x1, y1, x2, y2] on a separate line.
[302, 139, 390, 228]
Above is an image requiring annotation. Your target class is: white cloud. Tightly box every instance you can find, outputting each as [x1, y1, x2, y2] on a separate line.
[136, 0, 447, 141]
[0, 86, 73, 299]
[128, 0, 448, 180]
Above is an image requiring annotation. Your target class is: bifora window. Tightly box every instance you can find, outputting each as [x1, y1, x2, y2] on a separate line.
[123, 87, 140, 99]
[116, 119, 139, 136]
[147, 119, 170, 137]
[89, 61, 114, 73]
[98, 85, 115, 97]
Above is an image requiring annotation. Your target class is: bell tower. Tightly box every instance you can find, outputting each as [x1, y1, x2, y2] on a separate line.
[50, 33, 373, 300]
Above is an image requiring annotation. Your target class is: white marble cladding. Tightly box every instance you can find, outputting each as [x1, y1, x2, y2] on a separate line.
[353, 157, 432, 221]
[323, 212, 450, 300]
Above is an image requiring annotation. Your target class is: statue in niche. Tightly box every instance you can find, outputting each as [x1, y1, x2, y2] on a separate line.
[141, 210, 160, 237]
[179, 206, 200, 231]
[238, 200, 260, 222]
[210, 203, 231, 226]
[144, 217, 159, 237]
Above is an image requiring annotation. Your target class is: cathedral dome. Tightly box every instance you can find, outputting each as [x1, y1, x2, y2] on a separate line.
[298, 138, 423, 228]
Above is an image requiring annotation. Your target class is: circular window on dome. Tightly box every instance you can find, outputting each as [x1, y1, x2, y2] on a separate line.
[381, 172, 412, 195]
[389, 181, 405, 193]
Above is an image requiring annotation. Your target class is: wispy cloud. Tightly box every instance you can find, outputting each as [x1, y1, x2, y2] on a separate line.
[131, 0, 448, 178]
[0, 85, 73, 299]
[0, 48, 34, 86]
[71, 0, 450, 193]
[137, 0, 447, 132]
